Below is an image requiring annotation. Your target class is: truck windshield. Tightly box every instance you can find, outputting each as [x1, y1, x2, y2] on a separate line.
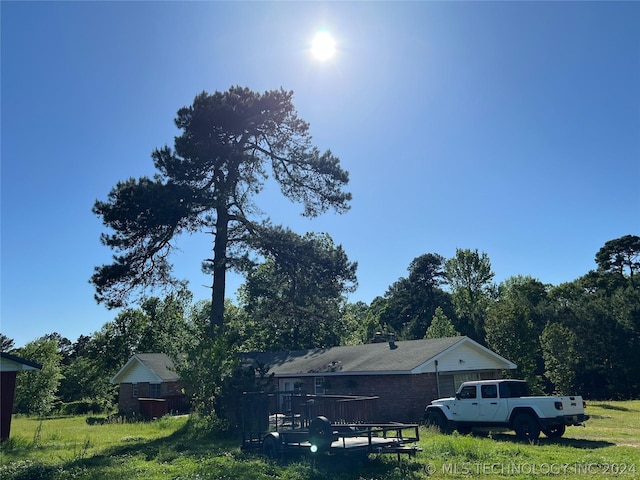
[499, 382, 530, 398]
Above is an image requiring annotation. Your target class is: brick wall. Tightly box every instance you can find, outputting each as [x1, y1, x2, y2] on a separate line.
[118, 383, 138, 414]
[293, 373, 439, 423]
[118, 381, 186, 415]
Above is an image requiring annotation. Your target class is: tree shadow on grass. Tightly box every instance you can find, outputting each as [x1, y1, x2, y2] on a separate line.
[590, 403, 635, 412]
[480, 431, 614, 449]
[2, 420, 424, 480]
[1, 419, 236, 480]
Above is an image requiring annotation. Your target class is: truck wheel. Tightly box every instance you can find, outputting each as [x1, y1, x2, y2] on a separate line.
[262, 434, 280, 459]
[513, 414, 540, 441]
[543, 424, 566, 438]
[426, 410, 451, 434]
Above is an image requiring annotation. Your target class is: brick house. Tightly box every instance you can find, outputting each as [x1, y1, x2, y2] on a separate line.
[111, 353, 188, 417]
[241, 336, 516, 422]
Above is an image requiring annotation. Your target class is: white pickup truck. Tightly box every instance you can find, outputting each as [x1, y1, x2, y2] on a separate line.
[424, 379, 589, 440]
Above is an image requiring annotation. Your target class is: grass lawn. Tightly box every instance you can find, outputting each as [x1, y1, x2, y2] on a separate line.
[1, 401, 638, 479]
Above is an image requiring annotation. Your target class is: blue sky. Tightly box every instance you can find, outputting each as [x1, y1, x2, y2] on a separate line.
[2, 1, 639, 348]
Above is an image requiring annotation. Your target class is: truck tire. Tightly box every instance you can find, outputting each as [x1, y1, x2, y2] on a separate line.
[543, 424, 566, 438]
[513, 413, 540, 441]
[426, 410, 451, 434]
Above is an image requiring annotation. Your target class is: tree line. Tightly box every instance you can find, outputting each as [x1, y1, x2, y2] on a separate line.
[2, 87, 637, 419]
[2, 233, 638, 417]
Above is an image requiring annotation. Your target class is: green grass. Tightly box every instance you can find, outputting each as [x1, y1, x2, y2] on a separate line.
[1, 401, 639, 479]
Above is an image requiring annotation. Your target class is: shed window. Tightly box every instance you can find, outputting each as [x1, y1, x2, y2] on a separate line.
[314, 377, 325, 395]
[150, 384, 161, 398]
[132, 383, 138, 398]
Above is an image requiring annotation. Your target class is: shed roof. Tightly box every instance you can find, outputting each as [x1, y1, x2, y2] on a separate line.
[1, 352, 43, 372]
[240, 336, 516, 377]
[111, 353, 179, 384]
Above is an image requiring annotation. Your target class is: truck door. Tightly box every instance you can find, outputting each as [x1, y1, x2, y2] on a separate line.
[478, 383, 505, 421]
[452, 384, 479, 421]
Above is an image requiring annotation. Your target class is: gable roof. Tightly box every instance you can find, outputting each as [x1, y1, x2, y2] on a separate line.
[1, 352, 42, 372]
[110, 353, 179, 384]
[240, 336, 516, 377]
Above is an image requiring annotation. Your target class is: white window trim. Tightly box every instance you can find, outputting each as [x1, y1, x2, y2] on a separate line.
[150, 383, 161, 398]
[314, 377, 325, 395]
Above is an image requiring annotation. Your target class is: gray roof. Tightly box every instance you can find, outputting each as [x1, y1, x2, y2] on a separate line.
[240, 336, 469, 376]
[135, 353, 179, 381]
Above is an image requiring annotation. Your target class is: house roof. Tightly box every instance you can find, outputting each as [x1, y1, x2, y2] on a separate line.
[240, 336, 516, 377]
[110, 353, 180, 384]
[1, 352, 43, 372]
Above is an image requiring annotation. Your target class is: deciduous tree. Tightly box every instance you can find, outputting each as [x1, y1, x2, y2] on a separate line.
[376, 253, 451, 339]
[425, 307, 459, 339]
[444, 248, 495, 341]
[240, 227, 357, 350]
[13, 338, 63, 415]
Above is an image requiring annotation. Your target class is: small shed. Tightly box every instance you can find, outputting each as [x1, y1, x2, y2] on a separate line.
[241, 336, 517, 422]
[111, 353, 188, 417]
[1, 352, 42, 441]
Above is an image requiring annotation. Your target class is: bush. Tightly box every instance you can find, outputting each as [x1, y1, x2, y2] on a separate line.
[57, 400, 108, 416]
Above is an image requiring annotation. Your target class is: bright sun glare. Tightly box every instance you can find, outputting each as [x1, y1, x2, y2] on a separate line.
[311, 30, 336, 61]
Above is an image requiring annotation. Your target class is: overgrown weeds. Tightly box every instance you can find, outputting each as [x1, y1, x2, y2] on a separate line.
[1, 402, 639, 479]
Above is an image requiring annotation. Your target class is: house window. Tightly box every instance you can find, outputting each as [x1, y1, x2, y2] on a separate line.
[454, 372, 480, 391]
[314, 377, 325, 395]
[132, 383, 138, 398]
[150, 383, 161, 398]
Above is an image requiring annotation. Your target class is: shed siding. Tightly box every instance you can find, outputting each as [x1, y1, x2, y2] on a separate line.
[1, 358, 20, 372]
[118, 363, 162, 384]
[1, 371, 17, 441]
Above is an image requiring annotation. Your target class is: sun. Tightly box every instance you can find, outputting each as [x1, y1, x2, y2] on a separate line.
[311, 30, 336, 61]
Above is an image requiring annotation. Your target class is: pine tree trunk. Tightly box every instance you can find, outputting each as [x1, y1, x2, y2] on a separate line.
[210, 210, 229, 338]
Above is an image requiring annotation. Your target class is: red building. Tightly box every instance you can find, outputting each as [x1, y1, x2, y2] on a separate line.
[1, 352, 42, 441]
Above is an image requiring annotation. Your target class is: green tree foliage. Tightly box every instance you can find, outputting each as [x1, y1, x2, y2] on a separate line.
[13, 338, 63, 415]
[239, 228, 357, 350]
[92, 87, 351, 336]
[340, 301, 377, 345]
[176, 300, 272, 426]
[545, 271, 640, 399]
[87, 290, 195, 374]
[425, 307, 459, 339]
[485, 277, 542, 389]
[375, 253, 452, 339]
[595, 234, 640, 282]
[496, 276, 549, 338]
[444, 248, 495, 342]
[540, 322, 578, 394]
[1, 334, 15, 352]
